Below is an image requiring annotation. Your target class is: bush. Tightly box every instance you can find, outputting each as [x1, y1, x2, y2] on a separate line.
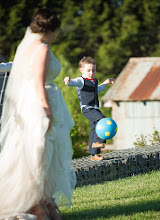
[134, 134, 147, 147]
[71, 110, 89, 158]
[149, 130, 160, 145]
[134, 129, 160, 147]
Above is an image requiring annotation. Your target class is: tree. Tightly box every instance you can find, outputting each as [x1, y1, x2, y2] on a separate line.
[1, 0, 160, 75]
[53, 0, 160, 78]
[0, 0, 63, 60]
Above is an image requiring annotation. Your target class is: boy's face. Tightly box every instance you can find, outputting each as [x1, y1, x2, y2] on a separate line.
[80, 64, 96, 79]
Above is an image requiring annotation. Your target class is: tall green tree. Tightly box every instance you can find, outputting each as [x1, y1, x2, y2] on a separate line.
[0, 0, 63, 60]
[1, 0, 160, 76]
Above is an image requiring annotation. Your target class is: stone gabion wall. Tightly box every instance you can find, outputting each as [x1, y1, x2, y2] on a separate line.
[72, 145, 160, 187]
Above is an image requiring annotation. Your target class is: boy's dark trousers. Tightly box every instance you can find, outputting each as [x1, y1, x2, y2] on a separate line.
[82, 108, 106, 155]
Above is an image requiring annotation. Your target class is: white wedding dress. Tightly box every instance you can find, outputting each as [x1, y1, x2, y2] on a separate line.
[0, 28, 76, 219]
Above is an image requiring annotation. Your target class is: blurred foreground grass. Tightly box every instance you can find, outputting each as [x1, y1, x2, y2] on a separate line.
[60, 170, 160, 220]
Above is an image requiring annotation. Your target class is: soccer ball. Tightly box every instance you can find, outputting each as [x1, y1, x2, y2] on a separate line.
[96, 118, 118, 140]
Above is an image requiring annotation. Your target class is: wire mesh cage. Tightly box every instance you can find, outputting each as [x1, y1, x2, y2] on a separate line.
[73, 145, 160, 187]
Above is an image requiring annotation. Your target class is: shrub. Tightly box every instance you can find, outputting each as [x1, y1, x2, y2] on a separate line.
[71, 110, 89, 158]
[134, 129, 160, 147]
[134, 134, 147, 147]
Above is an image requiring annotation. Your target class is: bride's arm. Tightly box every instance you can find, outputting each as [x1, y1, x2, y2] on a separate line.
[33, 44, 52, 125]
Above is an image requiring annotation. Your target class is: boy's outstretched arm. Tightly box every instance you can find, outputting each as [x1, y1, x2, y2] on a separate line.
[64, 76, 84, 89]
[64, 76, 70, 86]
[98, 78, 116, 93]
[102, 78, 115, 86]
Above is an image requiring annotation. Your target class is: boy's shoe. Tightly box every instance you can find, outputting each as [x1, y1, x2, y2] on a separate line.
[91, 154, 104, 161]
[92, 142, 105, 148]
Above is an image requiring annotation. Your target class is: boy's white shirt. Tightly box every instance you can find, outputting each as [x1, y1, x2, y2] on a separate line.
[68, 75, 106, 110]
[68, 76, 106, 93]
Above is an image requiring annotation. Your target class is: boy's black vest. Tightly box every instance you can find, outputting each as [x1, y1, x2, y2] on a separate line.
[76, 76, 99, 107]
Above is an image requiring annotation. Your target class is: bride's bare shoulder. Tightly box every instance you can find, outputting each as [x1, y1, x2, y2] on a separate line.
[25, 41, 49, 60]
[28, 40, 49, 53]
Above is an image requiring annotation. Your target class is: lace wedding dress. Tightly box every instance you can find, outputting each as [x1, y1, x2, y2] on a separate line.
[0, 28, 76, 219]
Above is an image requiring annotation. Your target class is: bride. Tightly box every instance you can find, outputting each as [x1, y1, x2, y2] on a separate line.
[0, 8, 76, 220]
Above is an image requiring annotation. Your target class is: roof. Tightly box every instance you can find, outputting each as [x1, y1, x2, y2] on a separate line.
[102, 57, 160, 102]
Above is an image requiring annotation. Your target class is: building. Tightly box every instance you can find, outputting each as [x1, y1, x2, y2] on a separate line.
[102, 57, 160, 150]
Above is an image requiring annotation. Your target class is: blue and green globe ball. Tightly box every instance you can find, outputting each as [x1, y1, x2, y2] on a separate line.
[96, 118, 118, 140]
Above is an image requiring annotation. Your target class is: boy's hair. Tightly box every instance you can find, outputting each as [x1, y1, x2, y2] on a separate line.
[79, 56, 96, 68]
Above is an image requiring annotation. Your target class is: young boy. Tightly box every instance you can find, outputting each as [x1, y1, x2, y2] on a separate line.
[64, 56, 115, 161]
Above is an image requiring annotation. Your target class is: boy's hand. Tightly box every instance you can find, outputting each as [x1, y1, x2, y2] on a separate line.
[103, 78, 115, 86]
[64, 76, 70, 85]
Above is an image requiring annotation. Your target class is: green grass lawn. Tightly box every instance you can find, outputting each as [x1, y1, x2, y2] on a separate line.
[60, 170, 160, 220]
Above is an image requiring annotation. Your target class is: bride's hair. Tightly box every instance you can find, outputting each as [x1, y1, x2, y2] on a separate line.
[30, 8, 61, 33]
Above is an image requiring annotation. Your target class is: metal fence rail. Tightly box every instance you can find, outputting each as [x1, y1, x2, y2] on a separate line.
[0, 62, 12, 120]
[0, 62, 12, 73]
